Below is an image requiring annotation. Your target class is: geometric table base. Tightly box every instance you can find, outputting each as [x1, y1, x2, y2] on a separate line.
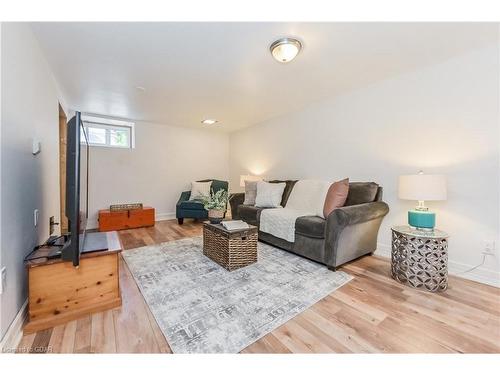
[391, 227, 448, 292]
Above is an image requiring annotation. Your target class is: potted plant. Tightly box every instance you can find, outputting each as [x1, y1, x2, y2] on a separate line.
[201, 189, 228, 224]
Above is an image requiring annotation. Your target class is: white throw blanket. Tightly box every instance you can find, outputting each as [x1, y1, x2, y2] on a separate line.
[259, 180, 331, 242]
[260, 208, 313, 243]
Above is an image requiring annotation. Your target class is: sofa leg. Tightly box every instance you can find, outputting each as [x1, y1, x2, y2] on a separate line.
[327, 265, 337, 272]
[177, 218, 184, 225]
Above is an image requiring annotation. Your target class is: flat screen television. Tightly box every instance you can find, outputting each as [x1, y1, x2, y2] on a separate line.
[61, 111, 89, 266]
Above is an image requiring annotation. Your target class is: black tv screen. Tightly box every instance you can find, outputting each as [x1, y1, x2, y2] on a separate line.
[61, 111, 89, 266]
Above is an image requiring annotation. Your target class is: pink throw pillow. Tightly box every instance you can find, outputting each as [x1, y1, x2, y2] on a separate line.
[323, 178, 350, 218]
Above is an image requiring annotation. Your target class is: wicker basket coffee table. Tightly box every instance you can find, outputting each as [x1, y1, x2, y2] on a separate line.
[203, 222, 258, 271]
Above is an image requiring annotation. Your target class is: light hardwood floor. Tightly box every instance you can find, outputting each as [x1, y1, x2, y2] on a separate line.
[17, 219, 500, 353]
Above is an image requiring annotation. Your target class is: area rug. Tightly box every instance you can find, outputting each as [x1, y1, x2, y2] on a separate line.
[122, 237, 352, 353]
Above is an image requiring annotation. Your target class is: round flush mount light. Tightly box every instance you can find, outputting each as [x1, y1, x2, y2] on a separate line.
[201, 119, 218, 125]
[270, 37, 302, 63]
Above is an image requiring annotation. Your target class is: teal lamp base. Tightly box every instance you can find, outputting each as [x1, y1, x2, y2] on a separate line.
[408, 210, 436, 229]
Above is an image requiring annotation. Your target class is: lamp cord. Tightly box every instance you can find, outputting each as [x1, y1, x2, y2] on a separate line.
[455, 253, 487, 275]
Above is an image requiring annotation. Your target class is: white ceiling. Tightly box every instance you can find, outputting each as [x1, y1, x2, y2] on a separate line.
[30, 22, 498, 132]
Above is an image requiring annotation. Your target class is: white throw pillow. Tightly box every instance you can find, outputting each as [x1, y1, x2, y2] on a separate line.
[255, 181, 286, 208]
[285, 179, 332, 218]
[189, 181, 212, 200]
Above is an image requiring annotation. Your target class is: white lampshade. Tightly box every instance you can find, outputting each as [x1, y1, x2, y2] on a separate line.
[399, 174, 447, 201]
[240, 175, 262, 187]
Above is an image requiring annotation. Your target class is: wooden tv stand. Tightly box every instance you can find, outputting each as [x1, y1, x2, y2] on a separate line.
[24, 231, 122, 334]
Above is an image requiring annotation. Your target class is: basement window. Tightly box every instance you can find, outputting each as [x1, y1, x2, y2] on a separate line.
[81, 115, 135, 149]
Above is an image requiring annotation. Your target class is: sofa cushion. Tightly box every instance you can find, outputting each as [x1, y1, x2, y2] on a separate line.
[268, 180, 297, 207]
[178, 199, 205, 210]
[189, 181, 212, 200]
[255, 181, 286, 208]
[323, 178, 349, 217]
[345, 182, 379, 206]
[295, 216, 326, 239]
[238, 205, 264, 225]
[243, 180, 258, 205]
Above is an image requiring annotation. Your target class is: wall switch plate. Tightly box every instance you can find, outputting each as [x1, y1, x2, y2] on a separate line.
[34, 209, 39, 227]
[0, 267, 6, 294]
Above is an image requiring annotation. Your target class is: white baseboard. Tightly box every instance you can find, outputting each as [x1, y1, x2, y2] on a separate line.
[375, 242, 500, 288]
[0, 299, 28, 353]
[155, 212, 176, 221]
[448, 260, 500, 287]
[374, 242, 391, 258]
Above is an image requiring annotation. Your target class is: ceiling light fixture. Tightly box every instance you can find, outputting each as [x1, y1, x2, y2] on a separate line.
[201, 119, 218, 125]
[270, 37, 302, 63]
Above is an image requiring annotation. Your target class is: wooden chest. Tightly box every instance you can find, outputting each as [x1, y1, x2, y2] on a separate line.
[24, 232, 122, 334]
[98, 207, 155, 232]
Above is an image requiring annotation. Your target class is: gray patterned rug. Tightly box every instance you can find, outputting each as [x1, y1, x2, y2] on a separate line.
[122, 237, 352, 353]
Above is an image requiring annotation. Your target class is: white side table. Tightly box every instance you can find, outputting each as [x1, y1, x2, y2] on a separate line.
[391, 225, 449, 292]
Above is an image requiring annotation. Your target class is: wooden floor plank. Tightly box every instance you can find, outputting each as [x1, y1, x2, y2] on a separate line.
[90, 310, 117, 353]
[47, 324, 66, 353]
[31, 328, 53, 354]
[17, 332, 36, 353]
[59, 320, 78, 353]
[271, 324, 315, 353]
[73, 315, 92, 353]
[112, 257, 161, 353]
[241, 333, 292, 354]
[143, 296, 172, 353]
[18, 218, 500, 354]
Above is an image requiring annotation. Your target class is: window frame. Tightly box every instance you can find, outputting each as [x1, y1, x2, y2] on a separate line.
[81, 115, 135, 149]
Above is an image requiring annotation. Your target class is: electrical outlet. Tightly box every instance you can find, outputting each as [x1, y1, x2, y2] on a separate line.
[49, 216, 59, 235]
[34, 209, 39, 227]
[0, 267, 6, 294]
[482, 240, 496, 256]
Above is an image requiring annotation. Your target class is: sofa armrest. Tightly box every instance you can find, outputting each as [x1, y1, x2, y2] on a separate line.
[324, 201, 389, 268]
[229, 193, 245, 219]
[327, 201, 389, 227]
[176, 191, 191, 206]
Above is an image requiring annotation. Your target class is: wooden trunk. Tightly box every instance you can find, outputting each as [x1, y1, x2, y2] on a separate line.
[99, 207, 155, 232]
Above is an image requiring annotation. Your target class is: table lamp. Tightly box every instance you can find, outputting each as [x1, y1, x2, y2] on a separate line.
[398, 171, 447, 230]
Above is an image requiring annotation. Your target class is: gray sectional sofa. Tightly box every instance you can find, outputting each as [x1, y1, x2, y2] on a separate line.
[229, 181, 389, 270]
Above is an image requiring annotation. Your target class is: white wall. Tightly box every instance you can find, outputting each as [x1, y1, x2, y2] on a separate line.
[229, 46, 500, 286]
[0, 23, 63, 339]
[87, 122, 229, 228]
[0, 21, 3, 340]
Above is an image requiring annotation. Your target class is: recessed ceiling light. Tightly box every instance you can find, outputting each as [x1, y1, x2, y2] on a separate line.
[270, 37, 302, 63]
[135, 86, 146, 92]
[201, 119, 218, 125]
